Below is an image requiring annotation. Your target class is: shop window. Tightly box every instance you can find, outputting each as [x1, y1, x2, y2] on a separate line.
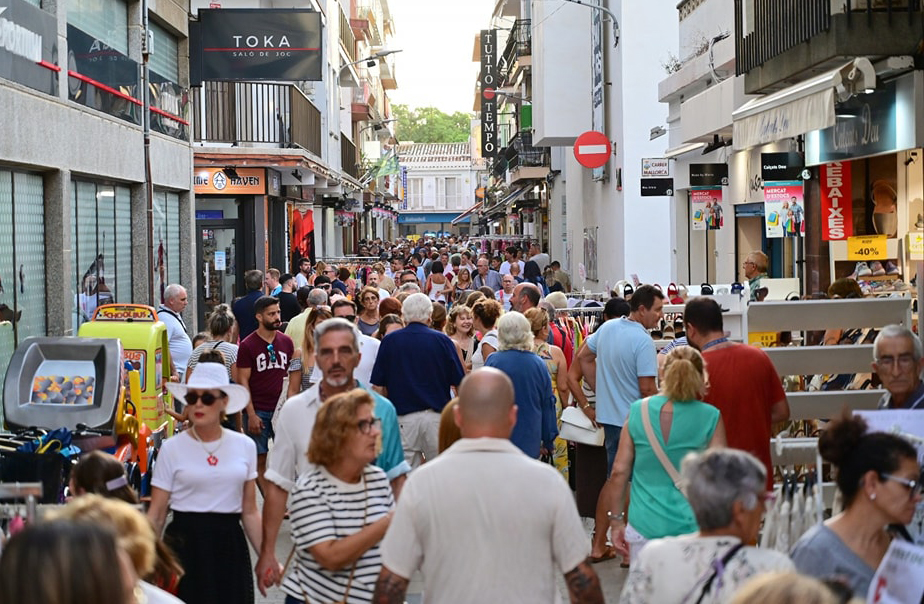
[148, 19, 189, 141]
[72, 180, 132, 332]
[153, 191, 182, 303]
[0, 170, 47, 403]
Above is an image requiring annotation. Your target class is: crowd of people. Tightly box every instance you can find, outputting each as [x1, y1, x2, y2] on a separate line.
[2, 235, 922, 604]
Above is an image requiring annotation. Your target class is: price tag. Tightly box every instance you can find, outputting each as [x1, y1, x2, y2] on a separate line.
[847, 235, 887, 260]
[908, 232, 924, 259]
[748, 332, 777, 348]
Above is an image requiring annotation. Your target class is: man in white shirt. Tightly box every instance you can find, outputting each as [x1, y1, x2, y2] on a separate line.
[331, 299, 379, 385]
[374, 368, 602, 604]
[495, 274, 516, 311]
[499, 245, 525, 276]
[294, 257, 312, 289]
[157, 284, 192, 381]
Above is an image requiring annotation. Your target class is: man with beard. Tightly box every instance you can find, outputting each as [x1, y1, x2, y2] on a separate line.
[255, 318, 410, 599]
[237, 296, 294, 496]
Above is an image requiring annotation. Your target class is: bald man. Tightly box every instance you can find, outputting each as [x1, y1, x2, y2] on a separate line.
[374, 369, 603, 604]
[510, 282, 541, 313]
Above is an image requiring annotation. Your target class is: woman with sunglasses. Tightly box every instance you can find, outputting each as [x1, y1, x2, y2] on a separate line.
[148, 363, 261, 604]
[791, 413, 922, 597]
[289, 388, 394, 603]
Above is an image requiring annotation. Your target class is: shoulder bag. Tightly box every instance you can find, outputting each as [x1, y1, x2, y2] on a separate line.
[639, 397, 684, 492]
[560, 404, 605, 447]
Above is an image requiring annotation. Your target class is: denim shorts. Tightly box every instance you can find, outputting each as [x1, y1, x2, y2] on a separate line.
[243, 409, 275, 454]
[603, 423, 622, 475]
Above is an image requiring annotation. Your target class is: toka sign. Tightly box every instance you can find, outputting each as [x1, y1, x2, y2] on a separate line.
[820, 162, 853, 240]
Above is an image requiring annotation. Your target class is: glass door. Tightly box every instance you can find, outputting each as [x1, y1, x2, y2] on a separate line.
[197, 222, 241, 330]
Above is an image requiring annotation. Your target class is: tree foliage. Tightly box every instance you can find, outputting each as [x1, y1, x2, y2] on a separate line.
[392, 104, 472, 144]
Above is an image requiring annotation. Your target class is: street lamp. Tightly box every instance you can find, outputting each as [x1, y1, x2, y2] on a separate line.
[561, 0, 619, 47]
[338, 49, 403, 80]
[360, 118, 398, 135]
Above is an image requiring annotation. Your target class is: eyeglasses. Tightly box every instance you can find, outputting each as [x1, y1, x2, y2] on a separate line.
[267, 344, 277, 364]
[876, 353, 916, 370]
[317, 284, 331, 290]
[340, 314, 356, 323]
[880, 473, 924, 498]
[362, 296, 378, 302]
[357, 417, 382, 434]
[184, 391, 227, 406]
[742, 261, 756, 267]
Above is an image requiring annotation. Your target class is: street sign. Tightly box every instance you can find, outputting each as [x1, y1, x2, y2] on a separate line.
[574, 131, 611, 169]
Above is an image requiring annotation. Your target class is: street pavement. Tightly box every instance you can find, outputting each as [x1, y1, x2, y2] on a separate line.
[252, 510, 629, 603]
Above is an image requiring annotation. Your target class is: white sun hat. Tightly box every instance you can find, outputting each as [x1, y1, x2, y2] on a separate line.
[165, 362, 250, 414]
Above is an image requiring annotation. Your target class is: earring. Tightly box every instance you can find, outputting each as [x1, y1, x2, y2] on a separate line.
[870, 493, 877, 501]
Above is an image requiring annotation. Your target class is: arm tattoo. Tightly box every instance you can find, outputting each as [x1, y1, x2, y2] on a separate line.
[372, 568, 410, 604]
[565, 561, 604, 604]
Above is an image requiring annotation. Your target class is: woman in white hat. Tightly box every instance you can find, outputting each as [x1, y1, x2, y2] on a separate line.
[147, 363, 261, 604]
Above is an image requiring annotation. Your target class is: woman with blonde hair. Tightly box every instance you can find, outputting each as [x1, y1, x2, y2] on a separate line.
[287, 306, 333, 397]
[185, 304, 238, 381]
[730, 572, 840, 604]
[470, 299, 503, 370]
[524, 307, 571, 480]
[445, 304, 477, 371]
[449, 267, 474, 306]
[593, 346, 727, 565]
[289, 389, 394, 602]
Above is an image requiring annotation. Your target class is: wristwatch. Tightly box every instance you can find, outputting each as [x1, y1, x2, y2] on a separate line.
[607, 511, 625, 522]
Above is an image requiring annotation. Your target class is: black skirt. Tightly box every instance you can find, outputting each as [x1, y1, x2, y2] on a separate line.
[574, 443, 608, 518]
[164, 511, 254, 604]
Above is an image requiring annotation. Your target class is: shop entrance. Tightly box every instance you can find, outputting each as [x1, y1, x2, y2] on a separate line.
[196, 221, 243, 329]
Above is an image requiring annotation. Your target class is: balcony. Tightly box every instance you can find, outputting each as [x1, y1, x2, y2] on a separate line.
[499, 19, 531, 86]
[735, 0, 924, 94]
[192, 81, 321, 156]
[351, 77, 377, 120]
[340, 5, 357, 63]
[503, 131, 549, 184]
[353, 1, 384, 47]
[341, 137, 359, 179]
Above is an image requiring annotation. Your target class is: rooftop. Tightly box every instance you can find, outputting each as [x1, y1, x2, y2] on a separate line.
[396, 143, 471, 164]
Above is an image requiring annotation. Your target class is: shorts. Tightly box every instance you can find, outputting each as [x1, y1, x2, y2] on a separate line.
[603, 423, 622, 475]
[398, 409, 441, 468]
[243, 409, 275, 454]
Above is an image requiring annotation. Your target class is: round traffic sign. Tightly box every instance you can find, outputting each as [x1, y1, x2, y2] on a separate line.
[574, 130, 611, 169]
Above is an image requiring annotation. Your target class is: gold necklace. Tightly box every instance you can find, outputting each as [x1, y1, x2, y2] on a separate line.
[190, 426, 223, 466]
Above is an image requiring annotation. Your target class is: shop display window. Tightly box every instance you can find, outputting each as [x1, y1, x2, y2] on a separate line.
[152, 191, 182, 304]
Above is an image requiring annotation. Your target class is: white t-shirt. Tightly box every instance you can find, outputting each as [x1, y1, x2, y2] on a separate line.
[157, 307, 192, 374]
[495, 289, 513, 311]
[499, 260, 525, 276]
[265, 385, 323, 493]
[471, 329, 498, 371]
[295, 273, 310, 289]
[530, 253, 551, 272]
[381, 438, 588, 603]
[151, 429, 257, 513]
[308, 334, 379, 387]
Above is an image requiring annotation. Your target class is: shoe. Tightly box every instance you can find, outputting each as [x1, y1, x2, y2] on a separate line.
[590, 545, 618, 564]
[731, 282, 745, 295]
[917, 213, 924, 229]
[853, 262, 872, 278]
[662, 321, 675, 340]
[885, 260, 901, 275]
[891, 279, 909, 291]
[715, 286, 730, 295]
[624, 283, 634, 299]
[869, 261, 886, 276]
[700, 283, 714, 295]
[674, 316, 685, 339]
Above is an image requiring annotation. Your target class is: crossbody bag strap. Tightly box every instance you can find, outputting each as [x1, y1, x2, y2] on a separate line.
[639, 397, 684, 491]
[691, 543, 745, 604]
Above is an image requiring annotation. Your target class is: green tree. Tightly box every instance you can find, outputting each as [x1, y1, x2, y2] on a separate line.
[392, 104, 472, 144]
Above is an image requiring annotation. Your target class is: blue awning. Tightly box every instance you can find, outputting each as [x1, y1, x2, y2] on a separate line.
[500, 185, 530, 206]
[397, 212, 469, 225]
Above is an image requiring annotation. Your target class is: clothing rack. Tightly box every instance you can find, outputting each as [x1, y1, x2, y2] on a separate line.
[770, 436, 824, 527]
[0, 482, 41, 524]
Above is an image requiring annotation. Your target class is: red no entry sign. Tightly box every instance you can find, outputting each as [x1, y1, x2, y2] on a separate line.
[574, 131, 611, 169]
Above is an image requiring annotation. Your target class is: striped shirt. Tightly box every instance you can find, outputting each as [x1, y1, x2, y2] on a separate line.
[286, 465, 394, 601]
[186, 341, 238, 380]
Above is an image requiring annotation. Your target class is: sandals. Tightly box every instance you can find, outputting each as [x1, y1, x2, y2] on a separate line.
[590, 544, 618, 564]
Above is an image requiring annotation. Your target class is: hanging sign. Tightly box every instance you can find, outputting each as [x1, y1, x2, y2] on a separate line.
[642, 158, 670, 177]
[763, 182, 805, 238]
[690, 163, 729, 187]
[691, 188, 723, 231]
[820, 162, 853, 241]
[847, 235, 887, 260]
[480, 29, 498, 159]
[640, 178, 673, 197]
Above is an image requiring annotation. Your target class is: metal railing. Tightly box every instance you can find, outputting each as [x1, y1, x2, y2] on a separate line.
[504, 131, 549, 170]
[499, 19, 531, 85]
[339, 5, 357, 63]
[341, 137, 359, 179]
[192, 81, 321, 155]
[735, 0, 920, 75]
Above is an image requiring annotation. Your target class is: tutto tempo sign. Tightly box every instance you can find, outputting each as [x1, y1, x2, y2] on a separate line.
[190, 9, 322, 84]
[480, 29, 497, 160]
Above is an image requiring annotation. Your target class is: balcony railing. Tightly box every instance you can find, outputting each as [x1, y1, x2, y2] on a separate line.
[192, 81, 321, 156]
[339, 5, 357, 63]
[341, 137, 359, 179]
[504, 131, 549, 171]
[499, 19, 531, 85]
[735, 0, 920, 76]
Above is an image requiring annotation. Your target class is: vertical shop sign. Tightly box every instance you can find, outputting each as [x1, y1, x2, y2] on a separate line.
[691, 188, 724, 231]
[590, 1, 605, 181]
[401, 166, 408, 211]
[480, 30, 497, 159]
[820, 162, 852, 241]
[764, 182, 805, 238]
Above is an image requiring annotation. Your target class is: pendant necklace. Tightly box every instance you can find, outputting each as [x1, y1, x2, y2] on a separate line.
[190, 426, 223, 466]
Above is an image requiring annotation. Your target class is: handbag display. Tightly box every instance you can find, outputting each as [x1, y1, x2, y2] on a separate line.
[560, 405, 605, 447]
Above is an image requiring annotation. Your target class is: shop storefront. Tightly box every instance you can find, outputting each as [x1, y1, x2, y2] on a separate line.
[193, 166, 282, 328]
[396, 211, 457, 238]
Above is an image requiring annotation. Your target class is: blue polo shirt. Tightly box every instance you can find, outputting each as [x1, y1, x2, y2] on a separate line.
[484, 349, 558, 458]
[370, 322, 465, 415]
[232, 290, 264, 340]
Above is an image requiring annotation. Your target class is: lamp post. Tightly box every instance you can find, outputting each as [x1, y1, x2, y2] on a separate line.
[561, 0, 619, 47]
[338, 49, 403, 80]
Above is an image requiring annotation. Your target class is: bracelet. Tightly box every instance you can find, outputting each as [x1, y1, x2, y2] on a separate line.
[607, 510, 625, 522]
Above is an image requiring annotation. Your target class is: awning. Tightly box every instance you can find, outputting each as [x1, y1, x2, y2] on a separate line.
[500, 185, 531, 206]
[451, 201, 482, 225]
[664, 142, 706, 159]
[732, 58, 876, 150]
[397, 212, 470, 225]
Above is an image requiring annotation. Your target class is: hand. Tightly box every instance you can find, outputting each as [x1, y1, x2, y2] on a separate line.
[255, 552, 282, 596]
[611, 523, 629, 559]
[581, 405, 597, 426]
[247, 412, 264, 435]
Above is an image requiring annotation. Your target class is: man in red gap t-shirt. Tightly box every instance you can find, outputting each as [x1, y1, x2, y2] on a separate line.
[237, 295, 294, 495]
[683, 297, 789, 489]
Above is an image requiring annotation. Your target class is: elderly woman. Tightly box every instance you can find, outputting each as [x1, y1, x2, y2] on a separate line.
[289, 388, 394, 603]
[619, 449, 793, 603]
[484, 312, 557, 459]
[593, 346, 726, 564]
[356, 286, 381, 337]
[791, 413, 921, 597]
[471, 299, 502, 370]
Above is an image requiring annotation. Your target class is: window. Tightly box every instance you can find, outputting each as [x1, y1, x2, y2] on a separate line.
[423, 177, 436, 208]
[149, 20, 180, 83]
[0, 170, 46, 395]
[152, 191, 182, 303]
[67, 0, 129, 55]
[72, 181, 133, 331]
[407, 178, 423, 209]
[445, 177, 459, 209]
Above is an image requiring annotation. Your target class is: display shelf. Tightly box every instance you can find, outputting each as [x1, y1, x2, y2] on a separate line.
[747, 298, 911, 332]
[859, 274, 904, 281]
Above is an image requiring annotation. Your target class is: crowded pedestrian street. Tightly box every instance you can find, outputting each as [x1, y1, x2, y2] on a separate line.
[3, 0, 924, 603]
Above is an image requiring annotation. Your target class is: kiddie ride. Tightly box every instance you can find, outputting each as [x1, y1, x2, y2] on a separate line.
[0, 304, 175, 501]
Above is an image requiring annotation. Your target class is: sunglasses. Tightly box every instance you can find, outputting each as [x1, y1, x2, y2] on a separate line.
[880, 473, 924, 498]
[184, 391, 227, 406]
[340, 314, 357, 323]
[357, 417, 382, 434]
[267, 344, 277, 364]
